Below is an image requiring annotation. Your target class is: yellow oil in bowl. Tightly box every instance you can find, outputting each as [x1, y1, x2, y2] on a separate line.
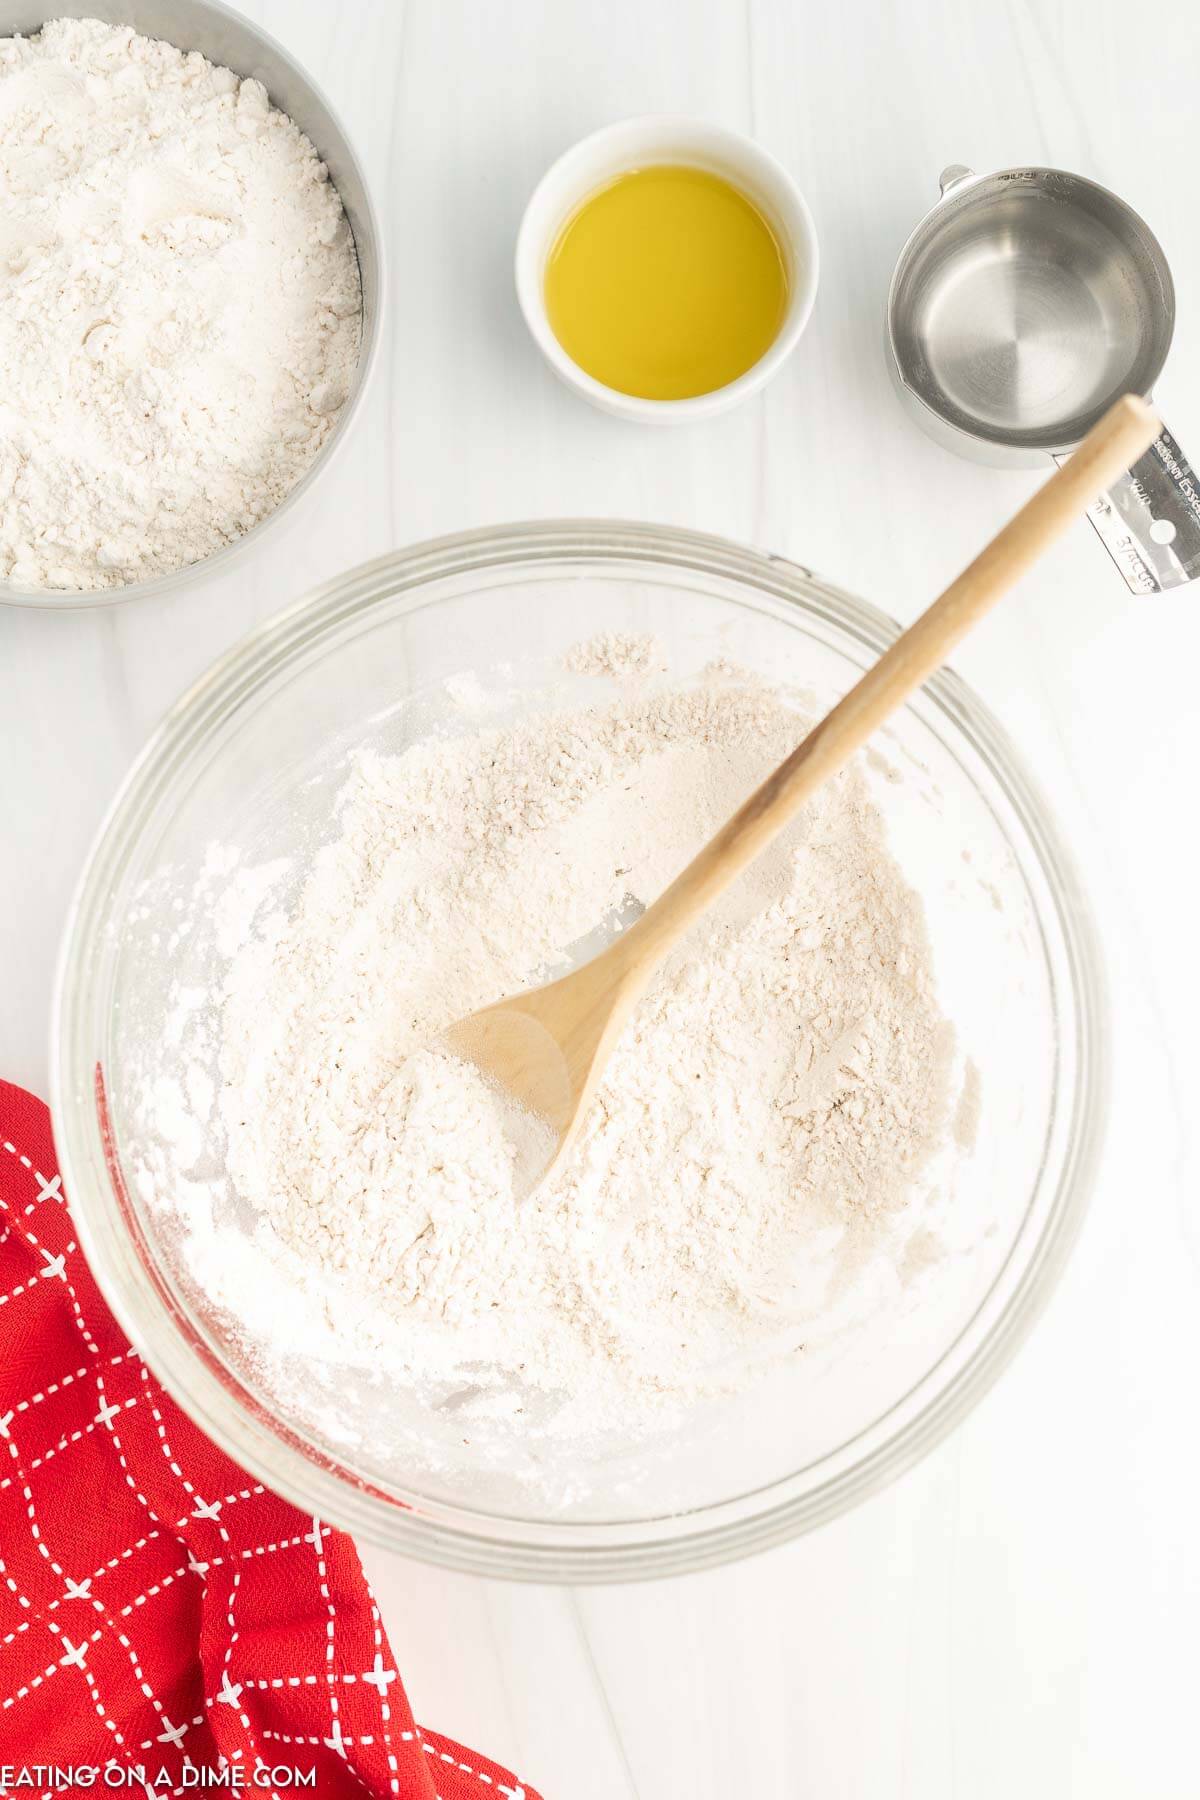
[544, 164, 790, 402]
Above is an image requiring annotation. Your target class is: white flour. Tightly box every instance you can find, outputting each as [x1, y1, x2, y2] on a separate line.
[196, 653, 955, 1448]
[0, 18, 361, 590]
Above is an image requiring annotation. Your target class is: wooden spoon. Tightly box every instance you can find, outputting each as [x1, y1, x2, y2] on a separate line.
[445, 393, 1160, 1185]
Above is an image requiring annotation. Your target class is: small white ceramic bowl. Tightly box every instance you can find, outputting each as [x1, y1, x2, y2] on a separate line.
[515, 116, 820, 423]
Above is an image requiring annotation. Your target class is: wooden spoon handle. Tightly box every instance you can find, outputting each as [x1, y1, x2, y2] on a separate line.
[615, 392, 1161, 979]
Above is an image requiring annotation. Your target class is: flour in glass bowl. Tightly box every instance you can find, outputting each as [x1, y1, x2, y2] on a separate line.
[0, 18, 362, 591]
[144, 638, 963, 1472]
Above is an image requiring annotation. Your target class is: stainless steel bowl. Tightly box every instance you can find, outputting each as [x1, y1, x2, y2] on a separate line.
[887, 165, 1199, 594]
[0, 0, 384, 611]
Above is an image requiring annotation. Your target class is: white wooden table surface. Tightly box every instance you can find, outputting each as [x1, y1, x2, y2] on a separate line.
[3, 2, 1199, 1795]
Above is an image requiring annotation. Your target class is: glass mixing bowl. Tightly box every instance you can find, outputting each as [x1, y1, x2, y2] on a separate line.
[51, 521, 1104, 1580]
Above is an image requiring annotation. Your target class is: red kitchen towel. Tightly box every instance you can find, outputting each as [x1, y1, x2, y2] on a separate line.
[0, 1081, 539, 1800]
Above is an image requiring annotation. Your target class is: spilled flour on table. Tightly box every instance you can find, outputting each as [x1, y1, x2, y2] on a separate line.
[141, 647, 961, 1478]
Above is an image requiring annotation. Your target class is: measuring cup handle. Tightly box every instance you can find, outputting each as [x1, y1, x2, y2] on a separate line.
[1058, 422, 1200, 593]
[938, 164, 976, 198]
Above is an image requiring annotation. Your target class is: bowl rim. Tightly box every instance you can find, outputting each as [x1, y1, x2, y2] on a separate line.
[0, 0, 385, 612]
[50, 519, 1106, 1580]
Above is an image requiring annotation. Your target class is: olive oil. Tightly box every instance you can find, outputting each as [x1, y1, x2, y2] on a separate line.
[544, 164, 790, 401]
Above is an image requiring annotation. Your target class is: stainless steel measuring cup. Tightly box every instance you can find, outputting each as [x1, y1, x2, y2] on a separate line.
[887, 165, 1199, 593]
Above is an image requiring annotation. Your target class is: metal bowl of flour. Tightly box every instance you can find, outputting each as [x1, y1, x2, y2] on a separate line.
[52, 522, 1104, 1581]
[0, 0, 383, 611]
